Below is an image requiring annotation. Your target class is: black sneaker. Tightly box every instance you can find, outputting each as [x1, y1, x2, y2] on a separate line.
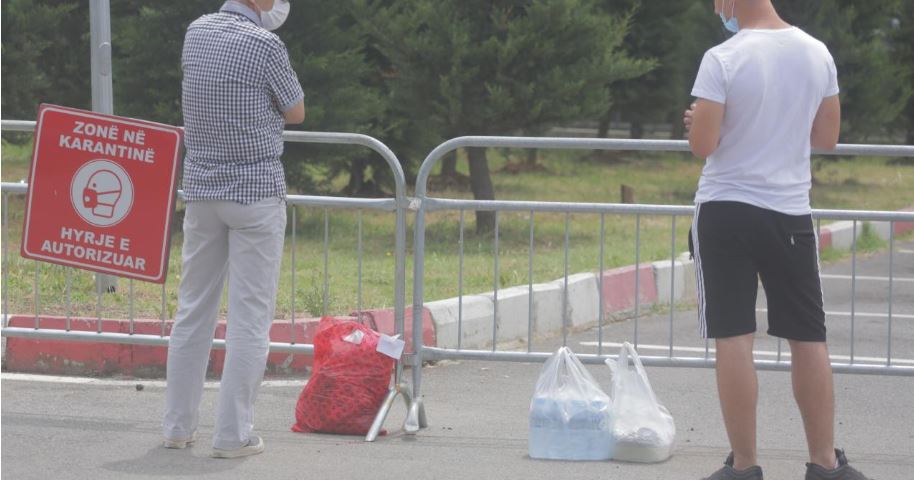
[701, 452, 764, 480]
[805, 449, 873, 480]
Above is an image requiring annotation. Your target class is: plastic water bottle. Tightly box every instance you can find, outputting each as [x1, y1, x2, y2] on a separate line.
[529, 397, 613, 460]
[590, 399, 615, 460]
[528, 396, 564, 459]
[565, 399, 613, 460]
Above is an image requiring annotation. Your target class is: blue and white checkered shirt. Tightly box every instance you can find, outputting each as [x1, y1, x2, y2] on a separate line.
[180, 1, 304, 204]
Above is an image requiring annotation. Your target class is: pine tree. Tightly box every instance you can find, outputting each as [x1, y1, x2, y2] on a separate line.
[889, 2, 914, 144]
[276, 0, 387, 195]
[356, 0, 651, 232]
[1, 0, 91, 120]
[773, 0, 912, 141]
[113, 1, 211, 125]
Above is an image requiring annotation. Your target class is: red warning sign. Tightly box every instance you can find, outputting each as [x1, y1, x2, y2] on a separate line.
[21, 104, 183, 283]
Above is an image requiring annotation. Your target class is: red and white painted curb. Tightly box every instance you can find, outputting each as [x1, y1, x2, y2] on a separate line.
[816, 207, 914, 251]
[3, 311, 436, 377]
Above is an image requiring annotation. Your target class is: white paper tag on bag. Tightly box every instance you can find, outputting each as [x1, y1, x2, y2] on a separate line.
[342, 330, 365, 345]
[377, 334, 405, 360]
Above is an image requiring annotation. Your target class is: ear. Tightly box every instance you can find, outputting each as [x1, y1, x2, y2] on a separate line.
[255, 0, 275, 12]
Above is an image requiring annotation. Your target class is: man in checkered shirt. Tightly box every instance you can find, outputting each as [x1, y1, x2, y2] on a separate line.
[163, 0, 303, 459]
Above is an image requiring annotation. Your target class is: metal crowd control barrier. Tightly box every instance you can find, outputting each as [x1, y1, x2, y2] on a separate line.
[4, 117, 914, 439]
[0, 119, 419, 442]
[408, 136, 914, 419]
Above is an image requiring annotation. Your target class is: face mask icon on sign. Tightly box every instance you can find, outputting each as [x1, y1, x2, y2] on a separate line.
[70, 160, 134, 227]
[82, 170, 123, 218]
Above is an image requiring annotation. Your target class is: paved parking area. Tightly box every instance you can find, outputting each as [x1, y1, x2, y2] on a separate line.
[2, 241, 912, 479]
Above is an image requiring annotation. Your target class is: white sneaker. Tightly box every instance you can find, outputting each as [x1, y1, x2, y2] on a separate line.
[211, 436, 265, 459]
[163, 431, 197, 449]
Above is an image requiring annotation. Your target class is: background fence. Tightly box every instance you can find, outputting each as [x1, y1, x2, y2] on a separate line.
[408, 136, 914, 414]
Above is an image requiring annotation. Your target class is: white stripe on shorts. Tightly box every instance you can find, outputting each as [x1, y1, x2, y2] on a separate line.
[692, 204, 708, 338]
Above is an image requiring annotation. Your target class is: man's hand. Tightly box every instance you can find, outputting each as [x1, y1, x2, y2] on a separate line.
[686, 98, 725, 158]
[683, 102, 696, 133]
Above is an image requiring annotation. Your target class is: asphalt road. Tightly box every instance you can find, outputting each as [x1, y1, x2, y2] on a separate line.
[2, 241, 912, 480]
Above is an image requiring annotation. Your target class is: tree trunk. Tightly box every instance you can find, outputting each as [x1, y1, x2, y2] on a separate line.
[620, 184, 635, 204]
[670, 110, 685, 139]
[597, 113, 610, 138]
[525, 148, 538, 167]
[467, 147, 495, 233]
[630, 121, 644, 139]
[441, 151, 457, 177]
[346, 157, 367, 195]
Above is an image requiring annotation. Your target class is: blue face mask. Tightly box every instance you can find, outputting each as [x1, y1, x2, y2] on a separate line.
[719, 1, 739, 33]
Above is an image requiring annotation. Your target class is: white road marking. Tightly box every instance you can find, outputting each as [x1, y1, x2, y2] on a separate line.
[820, 274, 914, 283]
[0, 372, 306, 388]
[578, 341, 914, 365]
[756, 308, 914, 320]
[898, 249, 914, 254]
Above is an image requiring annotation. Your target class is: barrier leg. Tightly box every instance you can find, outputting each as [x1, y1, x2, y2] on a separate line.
[365, 386, 399, 442]
[404, 398, 421, 434]
[418, 397, 428, 428]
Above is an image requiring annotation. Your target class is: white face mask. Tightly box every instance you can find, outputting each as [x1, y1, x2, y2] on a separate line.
[261, 0, 290, 31]
[719, 0, 739, 33]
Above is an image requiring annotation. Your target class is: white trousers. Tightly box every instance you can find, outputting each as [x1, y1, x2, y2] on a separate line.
[163, 198, 286, 449]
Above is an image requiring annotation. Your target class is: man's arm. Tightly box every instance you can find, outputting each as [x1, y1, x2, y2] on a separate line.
[283, 100, 305, 125]
[684, 99, 725, 158]
[810, 95, 840, 150]
[265, 40, 305, 125]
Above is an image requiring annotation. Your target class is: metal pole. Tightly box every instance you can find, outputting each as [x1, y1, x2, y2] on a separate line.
[357, 210, 363, 318]
[66, 269, 72, 331]
[323, 209, 329, 316]
[458, 210, 465, 350]
[160, 282, 167, 337]
[290, 206, 296, 342]
[669, 215, 676, 357]
[527, 210, 534, 353]
[90, 0, 118, 294]
[492, 211, 500, 351]
[887, 223, 894, 366]
[598, 213, 605, 356]
[634, 214, 640, 349]
[129, 279, 135, 334]
[562, 212, 570, 346]
[850, 220, 857, 364]
[2, 193, 8, 323]
[34, 262, 40, 328]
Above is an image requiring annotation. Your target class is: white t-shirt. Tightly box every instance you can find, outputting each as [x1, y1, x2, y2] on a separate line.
[691, 26, 839, 215]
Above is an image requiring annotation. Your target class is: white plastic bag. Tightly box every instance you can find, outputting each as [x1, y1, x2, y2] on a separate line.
[529, 346, 613, 461]
[605, 342, 676, 462]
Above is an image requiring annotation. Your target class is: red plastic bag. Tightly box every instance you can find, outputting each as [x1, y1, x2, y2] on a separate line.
[292, 317, 395, 435]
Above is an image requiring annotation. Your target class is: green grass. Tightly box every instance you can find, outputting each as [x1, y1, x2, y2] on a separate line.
[1, 138, 32, 182]
[3, 139, 913, 320]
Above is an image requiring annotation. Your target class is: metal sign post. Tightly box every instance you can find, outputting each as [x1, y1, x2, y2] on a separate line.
[90, 0, 118, 292]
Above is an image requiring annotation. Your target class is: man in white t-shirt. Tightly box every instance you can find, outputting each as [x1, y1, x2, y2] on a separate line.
[684, 1, 871, 479]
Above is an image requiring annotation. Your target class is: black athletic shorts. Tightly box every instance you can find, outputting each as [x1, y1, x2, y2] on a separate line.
[689, 201, 826, 341]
